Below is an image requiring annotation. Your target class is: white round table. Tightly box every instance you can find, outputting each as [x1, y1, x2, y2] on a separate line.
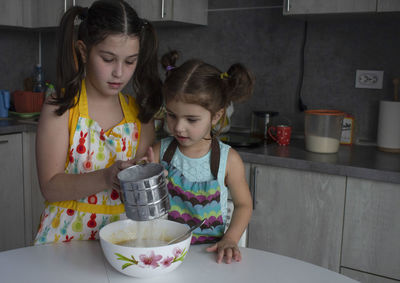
[0, 241, 358, 283]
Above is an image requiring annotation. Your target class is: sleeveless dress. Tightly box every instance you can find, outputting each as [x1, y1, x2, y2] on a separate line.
[160, 136, 231, 244]
[34, 80, 141, 245]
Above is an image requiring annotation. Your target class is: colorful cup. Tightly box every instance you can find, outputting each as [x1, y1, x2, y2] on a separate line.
[268, 125, 292, 146]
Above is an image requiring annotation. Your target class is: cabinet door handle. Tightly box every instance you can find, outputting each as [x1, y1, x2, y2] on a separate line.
[286, 0, 290, 12]
[161, 0, 165, 19]
[0, 140, 8, 145]
[251, 166, 258, 210]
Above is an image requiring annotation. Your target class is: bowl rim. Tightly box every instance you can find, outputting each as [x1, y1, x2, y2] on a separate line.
[99, 219, 192, 249]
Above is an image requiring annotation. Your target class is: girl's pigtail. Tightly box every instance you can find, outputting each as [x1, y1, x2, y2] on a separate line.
[224, 64, 255, 104]
[134, 20, 162, 123]
[52, 6, 87, 116]
[161, 50, 179, 75]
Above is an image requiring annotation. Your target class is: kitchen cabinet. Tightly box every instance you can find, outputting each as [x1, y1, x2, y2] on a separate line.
[0, 134, 25, 251]
[30, 0, 67, 28]
[22, 132, 45, 245]
[0, 132, 44, 251]
[377, 0, 400, 12]
[283, 0, 376, 15]
[341, 267, 399, 283]
[247, 164, 346, 272]
[0, 0, 24, 27]
[341, 177, 400, 281]
[129, 0, 207, 25]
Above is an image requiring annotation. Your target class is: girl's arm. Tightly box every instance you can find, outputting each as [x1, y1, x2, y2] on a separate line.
[206, 148, 253, 263]
[36, 101, 134, 202]
[133, 120, 155, 162]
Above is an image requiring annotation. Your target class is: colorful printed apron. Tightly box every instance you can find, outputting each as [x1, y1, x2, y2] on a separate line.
[34, 80, 141, 245]
[162, 138, 225, 244]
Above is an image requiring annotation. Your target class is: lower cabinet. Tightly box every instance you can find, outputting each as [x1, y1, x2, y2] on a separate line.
[341, 267, 399, 283]
[341, 177, 400, 281]
[247, 164, 346, 272]
[0, 133, 25, 251]
[0, 132, 44, 251]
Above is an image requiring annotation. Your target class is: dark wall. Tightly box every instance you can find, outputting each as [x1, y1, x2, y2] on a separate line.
[2, 0, 400, 143]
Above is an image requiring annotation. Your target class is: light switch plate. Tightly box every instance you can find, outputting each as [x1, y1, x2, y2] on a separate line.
[355, 70, 384, 89]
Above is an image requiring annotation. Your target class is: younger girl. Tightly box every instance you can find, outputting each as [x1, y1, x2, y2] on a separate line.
[151, 50, 254, 264]
[34, 0, 162, 244]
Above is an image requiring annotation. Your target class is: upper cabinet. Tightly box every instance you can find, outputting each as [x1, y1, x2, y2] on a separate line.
[0, 0, 207, 28]
[129, 0, 207, 25]
[283, 0, 376, 15]
[283, 0, 400, 15]
[30, 0, 67, 28]
[378, 0, 400, 12]
[0, 0, 24, 27]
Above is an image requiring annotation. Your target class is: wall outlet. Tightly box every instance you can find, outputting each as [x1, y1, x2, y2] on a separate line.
[355, 70, 384, 89]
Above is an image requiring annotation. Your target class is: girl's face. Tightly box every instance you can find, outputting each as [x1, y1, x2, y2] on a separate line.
[165, 98, 222, 148]
[78, 34, 139, 98]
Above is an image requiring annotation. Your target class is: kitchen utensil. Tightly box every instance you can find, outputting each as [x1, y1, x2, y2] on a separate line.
[118, 163, 170, 221]
[268, 125, 292, 146]
[220, 133, 262, 147]
[251, 111, 279, 142]
[0, 90, 10, 118]
[304, 110, 345, 154]
[167, 219, 205, 245]
[100, 219, 191, 278]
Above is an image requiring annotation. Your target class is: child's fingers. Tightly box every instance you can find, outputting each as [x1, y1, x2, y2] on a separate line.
[146, 146, 155, 163]
[233, 248, 242, 262]
[206, 243, 218, 253]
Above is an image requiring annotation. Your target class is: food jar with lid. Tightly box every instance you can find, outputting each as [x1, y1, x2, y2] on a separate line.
[304, 110, 345, 154]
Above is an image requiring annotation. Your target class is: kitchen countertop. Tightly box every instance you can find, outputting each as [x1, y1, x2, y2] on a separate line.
[236, 139, 400, 184]
[1, 119, 399, 184]
[0, 241, 357, 283]
[0, 118, 37, 134]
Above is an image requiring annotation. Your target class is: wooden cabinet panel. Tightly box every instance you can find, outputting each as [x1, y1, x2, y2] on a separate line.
[0, 0, 24, 27]
[248, 165, 346, 272]
[341, 267, 400, 283]
[134, 0, 207, 25]
[342, 177, 400, 280]
[31, 0, 66, 28]
[283, 0, 377, 15]
[377, 0, 400, 12]
[0, 134, 25, 251]
[22, 132, 45, 246]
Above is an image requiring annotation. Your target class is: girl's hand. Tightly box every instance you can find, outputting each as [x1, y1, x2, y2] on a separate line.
[206, 237, 241, 264]
[105, 159, 136, 191]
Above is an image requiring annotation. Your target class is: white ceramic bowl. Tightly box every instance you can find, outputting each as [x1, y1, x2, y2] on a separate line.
[99, 219, 191, 278]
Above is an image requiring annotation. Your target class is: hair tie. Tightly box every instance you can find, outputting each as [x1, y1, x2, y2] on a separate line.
[220, 72, 229, 79]
[141, 19, 148, 30]
[166, 65, 175, 71]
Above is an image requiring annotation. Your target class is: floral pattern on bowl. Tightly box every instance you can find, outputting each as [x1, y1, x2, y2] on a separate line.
[115, 246, 187, 270]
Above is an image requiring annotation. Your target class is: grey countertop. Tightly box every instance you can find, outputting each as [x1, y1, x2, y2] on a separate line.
[0, 118, 37, 134]
[1, 119, 399, 184]
[236, 139, 400, 184]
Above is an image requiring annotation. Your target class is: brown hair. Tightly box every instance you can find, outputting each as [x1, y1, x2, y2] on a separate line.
[50, 0, 162, 123]
[161, 50, 254, 128]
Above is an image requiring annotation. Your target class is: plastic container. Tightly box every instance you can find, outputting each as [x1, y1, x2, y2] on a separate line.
[304, 110, 345, 154]
[12, 91, 44, 113]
